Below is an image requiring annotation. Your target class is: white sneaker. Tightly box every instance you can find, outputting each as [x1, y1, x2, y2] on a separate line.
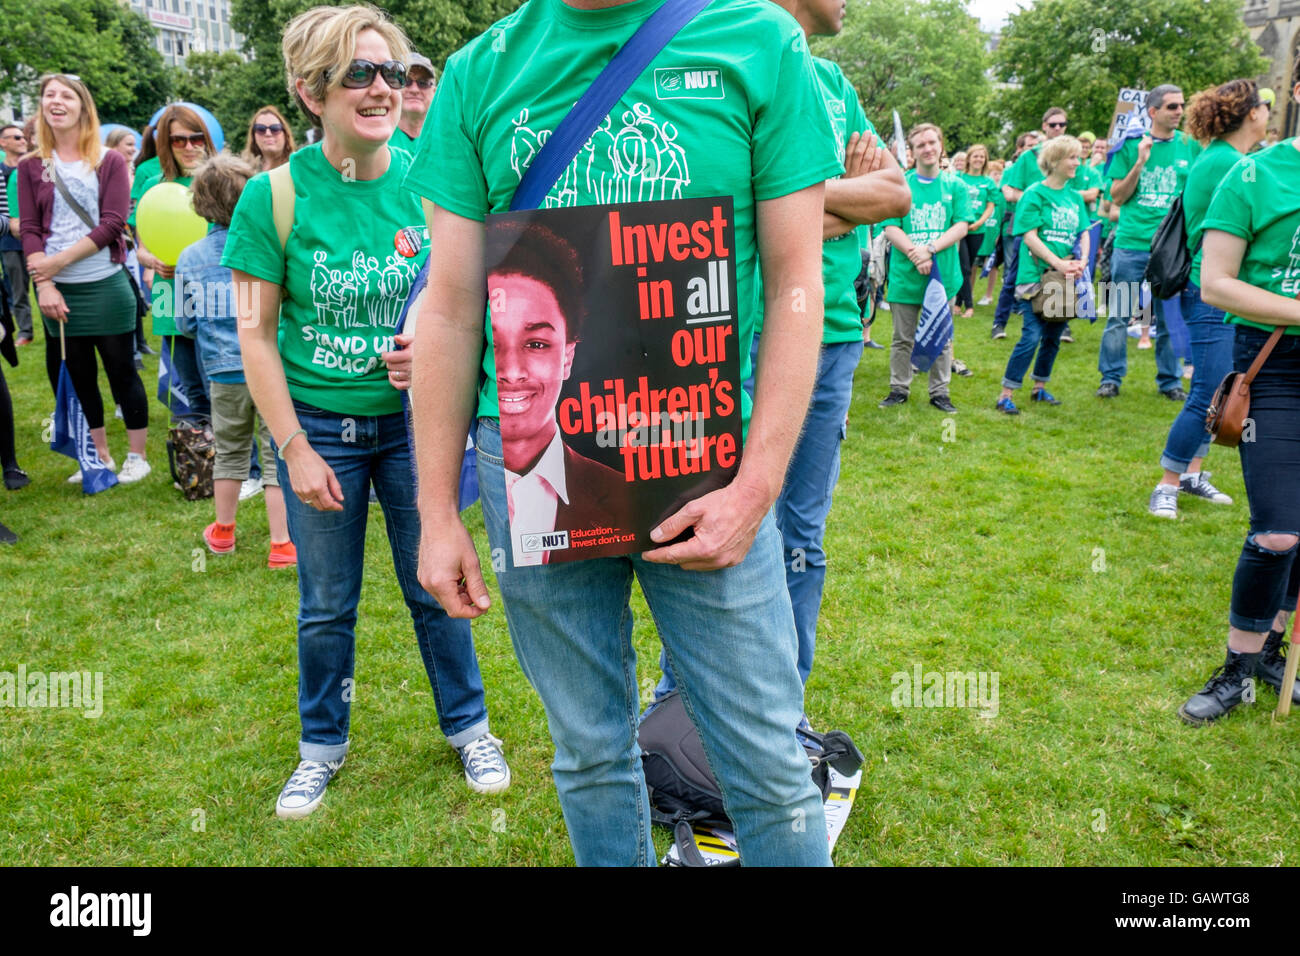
[68, 457, 116, 483]
[1148, 483, 1179, 519]
[116, 453, 152, 484]
[239, 476, 264, 501]
[977, 296, 992, 306]
[458, 733, 511, 794]
[275, 757, 344, 819]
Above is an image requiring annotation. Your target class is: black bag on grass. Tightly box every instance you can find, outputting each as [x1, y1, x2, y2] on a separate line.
[638, 690, 864, 866]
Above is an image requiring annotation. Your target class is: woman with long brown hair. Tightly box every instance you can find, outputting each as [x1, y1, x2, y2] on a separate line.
[132, 104, 216, 420]
[242, 105, 296, 172]
[17, 74, 150, 482]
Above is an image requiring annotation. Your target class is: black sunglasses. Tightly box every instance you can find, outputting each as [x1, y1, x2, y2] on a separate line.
[406, 77, 435, 90]
[253, 123, 284, 134]
[169, 133, 207, 148]
[332, 59, 407, 90]
[1045, 120, 1067, 129]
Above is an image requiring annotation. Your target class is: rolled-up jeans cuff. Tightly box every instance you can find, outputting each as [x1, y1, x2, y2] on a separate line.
[1160, 452, 1192, 474]
[445, 719, 491, 751]
[1229, 611, 1283, 634]
[1001, 376, 1022, 390]
[300, 739, 349, 763]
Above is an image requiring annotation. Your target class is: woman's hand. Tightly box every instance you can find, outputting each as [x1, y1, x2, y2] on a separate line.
[383, 332, 414, 391]
[37, 283, 69, 322]
[136, 246, 173, 279]
[283, 439, 344, 511]
[29, 250, 68, 284]
[1057, 258, 1086, 280]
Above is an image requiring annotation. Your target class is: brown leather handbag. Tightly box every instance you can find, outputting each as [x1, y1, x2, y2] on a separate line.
[1206, 326, 1284, 447]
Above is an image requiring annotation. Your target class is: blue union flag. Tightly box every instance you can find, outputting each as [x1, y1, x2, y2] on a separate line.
[910, 259, 954, 373]
[51, 364, 117, 495]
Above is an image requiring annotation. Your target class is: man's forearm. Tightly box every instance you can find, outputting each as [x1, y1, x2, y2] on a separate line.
[412, 204, 487, 524]
[743, 185, 826, 506]
[823, 166, 911, 226]
[1109, 165, 1142, 205]
[1002, 185, 1022, 204]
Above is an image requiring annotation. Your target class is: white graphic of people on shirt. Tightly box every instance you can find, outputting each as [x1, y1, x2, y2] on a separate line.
[309, 248, 419, 332]
[510, 102, 691, 208]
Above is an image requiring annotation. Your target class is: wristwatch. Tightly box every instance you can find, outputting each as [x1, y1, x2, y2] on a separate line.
[925, 242, 937, 256]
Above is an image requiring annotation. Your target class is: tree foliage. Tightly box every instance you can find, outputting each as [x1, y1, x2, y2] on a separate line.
[0, 0, 171, 128]
[993, 0, 1270, 140]
[212, 0, 526, 146]
[814, 0, 994, 153]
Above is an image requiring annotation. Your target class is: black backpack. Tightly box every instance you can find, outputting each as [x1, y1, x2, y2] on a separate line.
[1144, 193, 1198, 299]
[638, 691, 864, 866]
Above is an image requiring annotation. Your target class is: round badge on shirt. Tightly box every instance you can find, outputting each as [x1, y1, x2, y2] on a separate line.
[395, 226, 422, 258]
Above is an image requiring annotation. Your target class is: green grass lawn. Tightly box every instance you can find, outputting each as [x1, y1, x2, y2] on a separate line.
[2, 301, 1297, 866]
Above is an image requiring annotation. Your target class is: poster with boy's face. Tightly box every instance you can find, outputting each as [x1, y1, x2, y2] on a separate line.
[485, 198, 740, 565]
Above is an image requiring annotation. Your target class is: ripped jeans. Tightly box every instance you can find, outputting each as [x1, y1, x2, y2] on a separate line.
[1229, 325, 1300, 632]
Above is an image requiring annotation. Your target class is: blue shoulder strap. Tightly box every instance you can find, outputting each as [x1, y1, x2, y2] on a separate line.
[397, 0, 710, 334]
[510, 0, 712, 211]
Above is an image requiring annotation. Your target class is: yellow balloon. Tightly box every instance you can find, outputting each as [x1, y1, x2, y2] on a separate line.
[136, 181, 207, 266]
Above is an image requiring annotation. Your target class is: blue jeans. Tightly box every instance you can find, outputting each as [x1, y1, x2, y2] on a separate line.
[1001, 300, 1065, 389]
[1097, 247, 1181, 392]
[162, 334, 210, 420]
[1159, 283, 1232, 472]
[1230, 326, 1300, 632]
[279, 401, 490, 762]
[777, 340, 864, 684]
[476, 418, 829, 867]
[993, 235, 1021, 326]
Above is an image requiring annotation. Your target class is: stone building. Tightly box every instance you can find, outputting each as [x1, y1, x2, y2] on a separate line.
[1243, 0, 1299, 136]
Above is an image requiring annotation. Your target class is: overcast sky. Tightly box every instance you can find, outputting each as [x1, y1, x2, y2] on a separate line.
[968, 0, 1031, 30]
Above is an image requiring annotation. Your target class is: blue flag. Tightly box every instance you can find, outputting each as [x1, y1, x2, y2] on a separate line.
[1072, 221, 1104, 322]
[911, 260, 954, 373]
[157, 340, 194, 418]
[891, 110, 907, 168]
[51, 364, 118, 494]
[1104, 109, 1148, 175]
[394, 262, 479, 512]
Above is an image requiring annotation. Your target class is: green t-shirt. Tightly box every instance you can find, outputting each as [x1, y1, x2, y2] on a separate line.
[808, 55, 876, 343]
[1072, 162, 1103, 220]
[1108, 130, 1201, 250]
[978, 185, 1004, 256]
[881, 169, 975, 304]
[1182, 138, 1244, 289]
[1011, 180, 1090, 285]
[5, 168, 16, 219]
[1200, 139, 1300, 336]
[402, 0, 841, 427]
[129, 155, 161, 215]
[957, 172, 996, 235]
[133, 171, 193, 336]
[1003, 144, 1043, 196]
[222, 143, 429, 414]
[390, 125, 420, 154]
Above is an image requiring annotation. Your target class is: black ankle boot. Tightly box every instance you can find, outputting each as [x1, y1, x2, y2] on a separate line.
[1179, 647, 1261, 725]
[1255, 628, 1300, 705]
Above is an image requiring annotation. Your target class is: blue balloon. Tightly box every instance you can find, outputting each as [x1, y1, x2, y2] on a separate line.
[147, 102, 225, 152]
[99, 123, 143, 152]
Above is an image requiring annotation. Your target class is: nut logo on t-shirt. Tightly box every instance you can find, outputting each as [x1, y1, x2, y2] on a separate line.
[654, 67, 724, 100]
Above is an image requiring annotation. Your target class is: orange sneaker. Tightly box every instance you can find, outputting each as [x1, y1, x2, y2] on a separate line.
[204, 521, 236, 554]
[268, 540, 297, 569]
